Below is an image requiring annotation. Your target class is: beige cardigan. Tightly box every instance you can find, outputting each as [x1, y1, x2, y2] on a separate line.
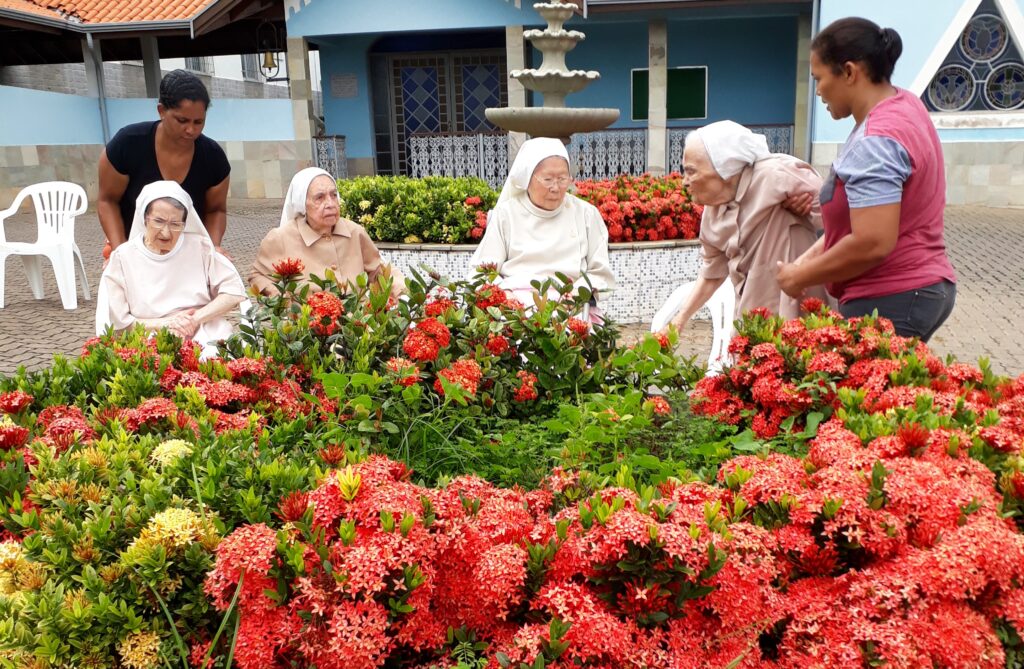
[699, 156, 828, 319]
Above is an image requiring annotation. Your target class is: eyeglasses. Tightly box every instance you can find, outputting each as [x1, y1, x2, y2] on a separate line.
[145, 217, 186, 232]
[534, 176, 573, 189]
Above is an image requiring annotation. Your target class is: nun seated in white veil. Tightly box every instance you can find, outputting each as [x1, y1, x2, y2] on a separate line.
[658, 121, 828, 336]
[99, 180, 246, 352]
[468, 137, 616, 313]
[250, 167, 403, 298]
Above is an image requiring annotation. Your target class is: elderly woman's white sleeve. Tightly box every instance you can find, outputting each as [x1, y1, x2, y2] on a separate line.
[102, 253, 137, 330]
[577, 205, 616, 294]
[205, 244, 247, 297]
[467, 206, 509, 279]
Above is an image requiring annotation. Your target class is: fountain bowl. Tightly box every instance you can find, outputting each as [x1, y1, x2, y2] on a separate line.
[485, 107, 620, 139]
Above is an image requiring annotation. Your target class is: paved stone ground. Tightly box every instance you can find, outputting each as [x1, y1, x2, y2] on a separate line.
[0, 201, 1021, 378]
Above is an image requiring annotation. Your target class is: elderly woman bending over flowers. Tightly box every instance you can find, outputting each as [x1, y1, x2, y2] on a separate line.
[660, 121, 827, 336]
[469, 137, 615, 308]
[250, 167, 403, 298]
[99, 181, 245, 352]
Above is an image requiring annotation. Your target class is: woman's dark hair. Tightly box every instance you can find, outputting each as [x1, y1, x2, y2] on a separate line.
[812, 17, 903, 83]
[158, 69, 211, 110]
[144, 197, 187, 218]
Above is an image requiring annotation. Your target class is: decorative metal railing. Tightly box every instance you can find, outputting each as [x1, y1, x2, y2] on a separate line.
[666, 125, 794, 173]
[407, 133, 509, 189]
[313, 135, 348, 179]
[402, 124, 794, 184]
[568, 128, 647, 181]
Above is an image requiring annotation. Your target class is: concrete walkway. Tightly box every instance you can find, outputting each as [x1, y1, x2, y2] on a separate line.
[0, 200, 1021, 378]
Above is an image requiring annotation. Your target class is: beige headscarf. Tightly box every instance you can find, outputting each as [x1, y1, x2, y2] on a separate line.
[498, 137, 570, 206]
[280, 167, 334, 228]
[687, 121, 772, 179]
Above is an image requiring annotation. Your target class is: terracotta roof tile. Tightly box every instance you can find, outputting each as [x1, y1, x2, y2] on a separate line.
[0, 0, 62, 19]
[2, 0, 218, 24]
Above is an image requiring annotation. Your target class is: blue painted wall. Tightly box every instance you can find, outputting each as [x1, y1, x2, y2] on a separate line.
[286, 0, 531, 37]
[813, 0, 1024, 143]
[316, 14, 800, 159]
[107, 98, 296, 142]
[0, 86, 102, 145]
[318, 35, 376, 158]
[0, 86, 295, 146]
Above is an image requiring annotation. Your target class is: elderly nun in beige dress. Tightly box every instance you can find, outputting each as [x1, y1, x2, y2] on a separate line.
[250, 167, 403, 298]
[661, 121, 827, 335]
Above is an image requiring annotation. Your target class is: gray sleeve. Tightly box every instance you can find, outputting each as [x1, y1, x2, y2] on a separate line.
[835, 135, 912, 208]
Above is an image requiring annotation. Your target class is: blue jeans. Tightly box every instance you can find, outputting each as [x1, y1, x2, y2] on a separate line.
[839, 280, 956, 343]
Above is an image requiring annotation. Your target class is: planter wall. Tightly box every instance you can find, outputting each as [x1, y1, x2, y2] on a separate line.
[378, 239, 703, 324]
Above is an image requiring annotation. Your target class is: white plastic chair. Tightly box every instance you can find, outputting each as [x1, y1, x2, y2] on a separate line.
[0, 182, 90, 310]
[651, 279, 735, 375]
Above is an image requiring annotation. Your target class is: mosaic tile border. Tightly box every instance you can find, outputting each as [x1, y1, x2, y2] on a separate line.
[379, 240, 703, 324]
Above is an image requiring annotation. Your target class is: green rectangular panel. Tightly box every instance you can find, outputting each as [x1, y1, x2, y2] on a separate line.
[632, 67, 707, 121]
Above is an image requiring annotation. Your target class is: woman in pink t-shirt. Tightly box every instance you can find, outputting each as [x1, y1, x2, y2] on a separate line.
[777, 18, 956, 342]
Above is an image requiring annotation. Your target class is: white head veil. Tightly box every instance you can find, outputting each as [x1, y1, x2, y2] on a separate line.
[686, 121, 771, 180]
[129, 181, 208, 245]
[281, 167, 334, 228]
[498, 137, 570, 206]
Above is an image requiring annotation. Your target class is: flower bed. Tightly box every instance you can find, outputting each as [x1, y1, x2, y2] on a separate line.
[1, 277, 1024, 667]
[337, 174, 702, 245]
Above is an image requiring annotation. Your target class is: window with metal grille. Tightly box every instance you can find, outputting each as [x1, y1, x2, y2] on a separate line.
[184, 57, 214, 74]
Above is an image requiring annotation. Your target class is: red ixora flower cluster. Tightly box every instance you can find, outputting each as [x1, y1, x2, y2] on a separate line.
[434, 359, 483, 397]
[0, 390, 33, 414]
[272, 257, 305, 279]
[573, 173, 703, 243]
[385, 357, 420, 387]
[513, 370, 538, 402]
[464, 196, 488, 240]
[307, 291, 344, 336]
[401, 317, 451, 363]
[208, 424, 1024, 669]
[475, 283, 507, 310]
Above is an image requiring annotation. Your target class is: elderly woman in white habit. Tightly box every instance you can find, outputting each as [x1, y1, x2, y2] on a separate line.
[98, 181, 246, 353]
[250, 167, 403, 298]
[659, 121, 828, 335]
[468, 137, 615, 309]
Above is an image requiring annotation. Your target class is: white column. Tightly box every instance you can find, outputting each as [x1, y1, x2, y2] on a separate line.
[505, 25, 528, 162]
[286, 35, 316, 165]
[140, 36, 162, 98]
[646, 19, 668, 176]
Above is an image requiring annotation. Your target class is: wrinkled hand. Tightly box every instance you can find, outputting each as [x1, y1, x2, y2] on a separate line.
[782, 192, 814, 217]
[776, 261, 805, 298]
[165, 310, 198, 339]
[658, 318, 683, 339]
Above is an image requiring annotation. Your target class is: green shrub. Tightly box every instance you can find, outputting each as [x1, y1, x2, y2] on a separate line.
[337, 175, 496, 243]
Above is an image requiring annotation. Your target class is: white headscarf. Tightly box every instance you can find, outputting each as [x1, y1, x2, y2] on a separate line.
[687, 121, 771, 180]
[129, 181, 208, 246]
[281, 167, 334, 228]
[498, 137, 570, 206]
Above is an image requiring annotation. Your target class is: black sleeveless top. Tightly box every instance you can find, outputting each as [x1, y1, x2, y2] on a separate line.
[105, 121, 230, 236]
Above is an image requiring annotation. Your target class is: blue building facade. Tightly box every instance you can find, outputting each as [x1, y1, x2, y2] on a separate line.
[286, 0, 812, 180]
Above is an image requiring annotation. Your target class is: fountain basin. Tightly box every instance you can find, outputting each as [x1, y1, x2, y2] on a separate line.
[484, 107, 620, 138]
[510, 70, 599, 98]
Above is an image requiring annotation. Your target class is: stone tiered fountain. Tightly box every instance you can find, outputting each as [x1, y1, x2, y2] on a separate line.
[485, 1, 619, 141]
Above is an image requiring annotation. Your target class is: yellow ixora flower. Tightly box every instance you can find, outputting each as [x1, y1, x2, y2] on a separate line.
[123, 507, 218, 562]
[119, 630, 161, 669]
[149, 439, 193, 467]
[0, 540, 27, 595]
[359, 199, 372, 211]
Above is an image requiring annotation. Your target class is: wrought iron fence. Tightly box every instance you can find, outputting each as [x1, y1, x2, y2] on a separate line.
[407, 133, 509, 189]
[402, 125, 794, 185]
[667, 125, 794, 173]
[568, 128, 647, 181]
[313, 135, 348, 179]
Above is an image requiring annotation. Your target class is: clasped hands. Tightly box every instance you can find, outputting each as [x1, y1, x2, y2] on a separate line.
[157, 309, 199, 339]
